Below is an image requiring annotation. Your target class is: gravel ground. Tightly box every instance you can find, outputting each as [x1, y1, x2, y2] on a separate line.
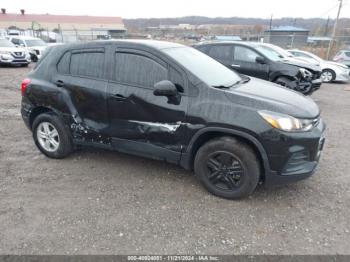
[0, 64, 350, 255]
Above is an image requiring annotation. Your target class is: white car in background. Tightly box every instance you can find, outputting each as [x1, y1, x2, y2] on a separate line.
[0, 38, 31, 66]
[8, 36, 47, 62]
[288, 49, 350, 83]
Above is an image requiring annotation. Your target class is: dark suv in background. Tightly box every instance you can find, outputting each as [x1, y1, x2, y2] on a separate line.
[21, 40, 325, 199]
[194, 41, 322, 95]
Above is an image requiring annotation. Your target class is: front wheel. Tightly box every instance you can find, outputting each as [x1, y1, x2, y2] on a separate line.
[194, 137, 260, 199]
[321, 69, 335, 83]
[32, 113, 73, 158]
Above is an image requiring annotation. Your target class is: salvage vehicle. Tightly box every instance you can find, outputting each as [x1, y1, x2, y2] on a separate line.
[289, 49, 350, 83]
[21, 40, 326, 199]
[0, 38, 31, 66]
[333, 50, 350, 68]
[194, 41, 322, 95]
[8, 36, 47, 62]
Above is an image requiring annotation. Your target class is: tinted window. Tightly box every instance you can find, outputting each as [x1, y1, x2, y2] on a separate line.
[57, 52, 70, 74]
[114, 53, 167, 88]
[208, 45, 232, 60]
[234, 46, 259, 62]
[345, 52, 350, 57]
[11, 38, 19, 45]
[169, 66, 185, 91]
[70, 49, 105, 78]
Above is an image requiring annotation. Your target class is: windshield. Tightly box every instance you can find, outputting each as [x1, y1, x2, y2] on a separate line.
[164, 47, 241, 87]
[25, 39, 47, 47]
[255, 45, 284, 61]
[0, 39, 15, 47]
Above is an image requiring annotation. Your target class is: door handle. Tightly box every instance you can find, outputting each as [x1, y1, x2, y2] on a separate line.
[231, 64, 241, 68]
[112, 94, 127, 102]
[55, 80, 65, 87]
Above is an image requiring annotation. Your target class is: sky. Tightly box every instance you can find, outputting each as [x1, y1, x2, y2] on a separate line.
[1, 0, 349, 19]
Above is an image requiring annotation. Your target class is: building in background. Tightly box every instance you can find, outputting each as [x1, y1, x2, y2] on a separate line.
[264, 26, 309, 48]
[0, 9, 126, 42]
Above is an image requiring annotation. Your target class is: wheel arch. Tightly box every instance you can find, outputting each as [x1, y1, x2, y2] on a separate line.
[181, 127, 271, 181]
[29, 106, 60, 129]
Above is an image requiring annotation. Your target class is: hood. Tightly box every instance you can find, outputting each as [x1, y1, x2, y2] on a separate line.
[28, 46, 47, 51]
[224, 77, 320, 119]
[0, 46, 26, 53]
[280, 57, 321, 72]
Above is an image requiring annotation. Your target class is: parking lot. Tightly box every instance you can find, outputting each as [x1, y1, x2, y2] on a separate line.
[0, 64, 350, 255]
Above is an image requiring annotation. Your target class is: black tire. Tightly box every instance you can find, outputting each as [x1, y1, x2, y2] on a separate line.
[32, 113, 73, 159]
[21, 64, 29, 67]
[194, 136, 260, 199]
[321, 69, 336, 83]
[274, 76, 292, 88]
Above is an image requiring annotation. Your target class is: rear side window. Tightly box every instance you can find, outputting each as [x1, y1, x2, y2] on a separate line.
[114, 52, 167, 88]
[208, 45, 232, 61]
[70, 49, 105, 78]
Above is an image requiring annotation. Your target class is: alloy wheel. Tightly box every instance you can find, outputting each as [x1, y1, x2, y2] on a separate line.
[206, 151, 245, 191]
[321, 71, 333, 82]
[36, 122, 60, 152]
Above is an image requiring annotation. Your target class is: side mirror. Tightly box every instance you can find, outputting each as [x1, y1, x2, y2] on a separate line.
[256, 56, 266, 64]
[153, 80, 178, 97]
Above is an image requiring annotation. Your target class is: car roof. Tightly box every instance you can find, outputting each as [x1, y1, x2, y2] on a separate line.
[194, 41, 270, 48]
[58, 39, 186, 51]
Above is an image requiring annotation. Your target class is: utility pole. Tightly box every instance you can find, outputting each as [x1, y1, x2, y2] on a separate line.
[269, 14, 273, 30]
[325, 16, 330, 36]
[327, 0, 343, 59]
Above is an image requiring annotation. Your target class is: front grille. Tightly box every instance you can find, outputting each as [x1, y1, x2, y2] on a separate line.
[11, 52, 24, 58]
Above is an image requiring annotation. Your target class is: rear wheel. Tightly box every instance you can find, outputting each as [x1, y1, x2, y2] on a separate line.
[32, 113, 73, 158]
[194, 137, 260, 199]
[321, 69, 335, 83]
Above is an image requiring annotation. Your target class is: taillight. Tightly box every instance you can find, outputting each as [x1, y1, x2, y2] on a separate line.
[21, 78, 31, 96]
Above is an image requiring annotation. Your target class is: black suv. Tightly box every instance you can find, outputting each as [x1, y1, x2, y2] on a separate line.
[194, 41, 322, 95]
[21, 40, 325, 199]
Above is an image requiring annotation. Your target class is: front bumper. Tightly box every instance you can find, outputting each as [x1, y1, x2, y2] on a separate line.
[335, 70, 350, 81]
[263, 118, 326, 187]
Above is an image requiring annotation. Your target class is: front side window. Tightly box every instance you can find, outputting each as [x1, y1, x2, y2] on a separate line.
[70, 49, 105, 78]
[234, 46, 260, 63]
[11, 38, 19, 45]
[114, 52, 167, 88]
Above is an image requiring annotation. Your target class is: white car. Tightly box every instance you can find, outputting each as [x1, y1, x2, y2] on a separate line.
[0, 38, 31, 66]
[8, 36, 47, 62]
[288, 49, 350, 83]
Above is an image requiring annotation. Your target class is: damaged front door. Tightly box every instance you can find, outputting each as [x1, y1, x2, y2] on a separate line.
[106, 47, 188, 164]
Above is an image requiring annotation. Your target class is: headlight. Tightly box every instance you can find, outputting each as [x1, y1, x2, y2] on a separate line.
[0, 51, 11, 55]
[299, 68, 312, 79]
[258, 110, 315, 132]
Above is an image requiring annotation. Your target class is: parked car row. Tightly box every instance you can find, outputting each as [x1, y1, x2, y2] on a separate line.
[194, 41, 323, 95]
[194, 41, 350, 95]
[20, 40, 326, 199]
[0, 38, 31, 66]
[0, 36, 47, 66]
